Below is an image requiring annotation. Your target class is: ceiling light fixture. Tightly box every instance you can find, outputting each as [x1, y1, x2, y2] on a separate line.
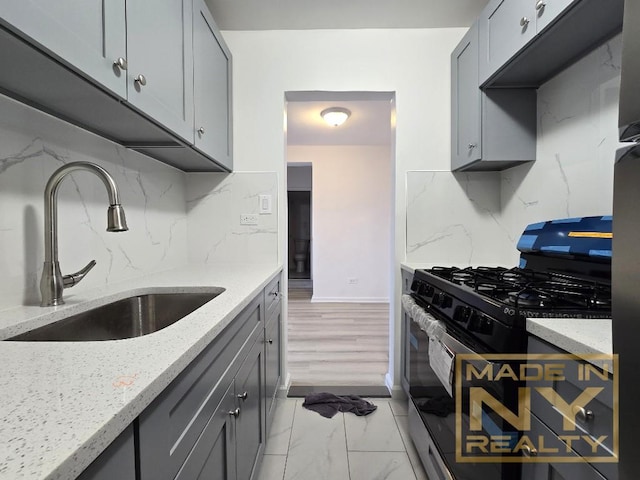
[321, 107, 351, 127]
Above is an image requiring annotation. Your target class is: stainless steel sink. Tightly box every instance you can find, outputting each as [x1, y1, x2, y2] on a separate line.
[8, 289, 225, 341]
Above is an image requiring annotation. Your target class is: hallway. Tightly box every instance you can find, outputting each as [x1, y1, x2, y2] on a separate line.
[287, 288, 389, 387]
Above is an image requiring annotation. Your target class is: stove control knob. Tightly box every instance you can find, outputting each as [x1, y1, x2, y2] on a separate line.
[425, 286, 435, 297]
[441, 295, 453, 308]
[454, 306, 470, 322]
[432, 292, 445, 306]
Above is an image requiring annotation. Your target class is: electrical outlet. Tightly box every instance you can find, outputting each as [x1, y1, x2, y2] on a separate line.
[348, 277, 358, 285]
[240, 214, 258, 225]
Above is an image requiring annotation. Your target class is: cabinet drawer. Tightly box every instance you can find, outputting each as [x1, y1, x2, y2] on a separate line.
[138, 294, 263, 480]
[528, 336, 616, 479]
[264, 274, 281, 315]
[265, 307, 282, 426]
[522, 412, 607, 480]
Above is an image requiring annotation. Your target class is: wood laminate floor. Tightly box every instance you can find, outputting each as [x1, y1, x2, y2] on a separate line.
[287, 288, 390, 387]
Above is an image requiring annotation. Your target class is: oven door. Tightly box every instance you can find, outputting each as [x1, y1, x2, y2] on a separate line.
[404, 298, 521, 480]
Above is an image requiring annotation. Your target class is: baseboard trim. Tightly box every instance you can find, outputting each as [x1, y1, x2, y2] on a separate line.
[310, 296, 389, 303]
[287, 384, 391, 398]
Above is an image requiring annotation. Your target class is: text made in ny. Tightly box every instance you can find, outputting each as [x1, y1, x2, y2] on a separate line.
[464, 361, 612, 383]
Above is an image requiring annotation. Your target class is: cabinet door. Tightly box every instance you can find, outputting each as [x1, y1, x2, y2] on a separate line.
[535, 0, 575, 33]
[0, 0, 126, 97]
[175, 381, 237, 480]
[77, 425, 136, 480]
[479, 0, 536, 84]
[451, 22, 481, 171]
[126, 0, 194, 142]
[193, 0, 233, 170]
[235, 337, 265, 480]
[265, 308, 282, 427]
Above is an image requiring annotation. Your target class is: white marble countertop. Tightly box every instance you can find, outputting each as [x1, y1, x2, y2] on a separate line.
[0, 262, 282, 480]
[526, 317, 612, 367]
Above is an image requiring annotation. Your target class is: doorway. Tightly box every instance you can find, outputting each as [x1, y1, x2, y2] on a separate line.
[287, 164, 312, 288]
[284, 91, 395, 392]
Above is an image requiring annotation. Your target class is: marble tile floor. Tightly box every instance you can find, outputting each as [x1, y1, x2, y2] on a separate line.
[256, 397, 429, 480]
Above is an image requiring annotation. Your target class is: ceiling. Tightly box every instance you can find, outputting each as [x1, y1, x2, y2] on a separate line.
[287, 97, 393, 146]
[205, 0, 488, 30]
[206, 1, 487, 146]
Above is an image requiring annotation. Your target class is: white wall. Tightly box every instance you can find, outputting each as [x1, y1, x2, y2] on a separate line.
[288, 145, 392, 302]
[223, 27, 467, 391]
[0, 95, 188, 312]
[287, 165, 312, 191]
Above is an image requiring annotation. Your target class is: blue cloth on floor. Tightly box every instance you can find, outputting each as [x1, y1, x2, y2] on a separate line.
[302, 392, 377, 418]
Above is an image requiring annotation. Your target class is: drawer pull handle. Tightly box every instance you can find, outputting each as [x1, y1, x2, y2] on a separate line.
[198, 126, 205, 135]
[522, 444, 538, 457]
[268, 338, 274, 344]
[271, 291, 280, 297]
[520, 17, 529, 27]
[113, 57, 128, 70]
[237, 391, 248, 401]
[468, 143, 476, 149]
[228, 408, 240, 417]
[574, 406, 594, 421]
[535, 0, 546, 11]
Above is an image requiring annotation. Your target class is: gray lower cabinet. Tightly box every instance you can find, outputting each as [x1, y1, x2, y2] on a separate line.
[76, 425, 136, 480]
[451, 20, 536, 171]
[263, 274, 282, 436]
[525, 336, 616, 480]
[193, 0, 233, 170]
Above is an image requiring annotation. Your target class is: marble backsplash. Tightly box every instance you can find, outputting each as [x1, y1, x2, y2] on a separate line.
[406, 35, 622, 267]
[186, 172, 278, 265]
[0, 94, 280, 313]
[406, 171, 513, 266]
[0, 96, 189, 311]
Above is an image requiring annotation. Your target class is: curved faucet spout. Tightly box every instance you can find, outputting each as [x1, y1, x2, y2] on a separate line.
[40, 162, 129, 307]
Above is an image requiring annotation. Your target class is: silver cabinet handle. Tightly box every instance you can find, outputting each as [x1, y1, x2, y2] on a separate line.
[134, 74, 147, 86]
[535, 0, 546, 11]
[113, 57, 128, 70]
[520, 17, 529, 27]
[198, 127, 205, 135]
[522, 444, 538, 457]
[237, 391, 248, 401]
[268, 339, 274, 344]
[574, 406, 595, 421]
[468, 143, 477, 149]
[228, 408, 240, 417]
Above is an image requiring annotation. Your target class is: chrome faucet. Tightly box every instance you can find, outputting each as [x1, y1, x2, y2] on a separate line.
[40, 162, 128, 307]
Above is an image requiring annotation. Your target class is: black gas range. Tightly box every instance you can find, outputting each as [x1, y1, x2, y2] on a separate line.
[403, 216, 613, 480]
[410, 264, 612, 353]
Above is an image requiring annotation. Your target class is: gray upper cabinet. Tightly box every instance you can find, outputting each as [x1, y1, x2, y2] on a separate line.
[451, 22, 481, 171]
[126, 0, 194, 143]
[534, 0, 574, 33]
[479, 0, 536, 85]
[0, 0, 127, 98]
[479, 0, 623, 87]
[451, 21, 537, 171]
[0, 1, 232, 172]
[193, 0, 233, 170]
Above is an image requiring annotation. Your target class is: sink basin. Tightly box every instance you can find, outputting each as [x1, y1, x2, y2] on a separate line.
[8, 289, 225, 341]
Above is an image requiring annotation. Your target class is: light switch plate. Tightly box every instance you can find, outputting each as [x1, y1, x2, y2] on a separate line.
[259, 194, 272, 214]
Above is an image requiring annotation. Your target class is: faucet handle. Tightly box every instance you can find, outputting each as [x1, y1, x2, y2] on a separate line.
[63, 260, 97, 288]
